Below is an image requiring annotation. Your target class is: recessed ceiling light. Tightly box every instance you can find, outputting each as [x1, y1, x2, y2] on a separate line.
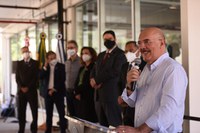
[169, 5, 177, 10]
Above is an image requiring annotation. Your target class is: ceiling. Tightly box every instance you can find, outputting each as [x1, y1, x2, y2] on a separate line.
[0, 0, 180, 35]
[0, 0, 56, 33]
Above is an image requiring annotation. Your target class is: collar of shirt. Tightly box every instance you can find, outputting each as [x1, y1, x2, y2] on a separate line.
[24, 58, 30, 63]
[147, 52, 169, 71]
[106, 45, 117, 53]
[50, 64, 56, 68]
[68, 54, 79, 62]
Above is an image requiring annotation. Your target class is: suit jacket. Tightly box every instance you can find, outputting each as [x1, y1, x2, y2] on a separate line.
[91, 47, 127, 103]
[74, 63, 95, 99]
[16, 58, 39, 93]
[74, 63, 98, 122]
[40, 63, 66, 97]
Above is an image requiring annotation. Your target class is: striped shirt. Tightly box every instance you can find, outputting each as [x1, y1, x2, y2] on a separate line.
[122, 53, 188, 133]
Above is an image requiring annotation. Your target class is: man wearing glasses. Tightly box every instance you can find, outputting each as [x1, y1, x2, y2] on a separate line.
[115, 27, 188, 133]
[65, 40, 82, 117]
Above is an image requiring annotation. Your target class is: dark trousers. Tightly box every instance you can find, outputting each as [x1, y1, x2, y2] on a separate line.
[66, 90, 75, 116]
[123, 106, 135, 126]
[95, 101, 122, 127]
[17, 91, 38, 133]
[45, 93, 66, 133]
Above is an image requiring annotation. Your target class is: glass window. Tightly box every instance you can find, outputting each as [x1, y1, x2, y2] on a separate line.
[101, 0, 132, 51]
[140, 0, 181, 62]
[28, 27, 37, 60]
[10, 31, 27, 61]
[75, 0, 132, 52]
[76, 0, 98, 53]
[10, 35, 21, 61]
[49, 23, 58, 52]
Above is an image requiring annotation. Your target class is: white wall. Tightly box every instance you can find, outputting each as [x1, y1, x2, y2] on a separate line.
[1, 35, 11, 100]
[181, 0, 200, 132]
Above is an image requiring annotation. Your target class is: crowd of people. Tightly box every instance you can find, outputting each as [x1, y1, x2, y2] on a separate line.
[15, 27, 188, 133]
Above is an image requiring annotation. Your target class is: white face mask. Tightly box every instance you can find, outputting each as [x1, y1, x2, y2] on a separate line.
[23, 52, 30, 60]
[82, 54, 91, 62]
[125, 51, 137, 63]
[49, 59, 57, 66]
[67, 49, 76, 59]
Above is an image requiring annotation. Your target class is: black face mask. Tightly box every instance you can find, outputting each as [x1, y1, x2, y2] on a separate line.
[104, 40, 116, 49]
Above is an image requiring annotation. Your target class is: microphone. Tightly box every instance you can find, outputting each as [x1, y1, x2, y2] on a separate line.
[129, 58, 141, 91]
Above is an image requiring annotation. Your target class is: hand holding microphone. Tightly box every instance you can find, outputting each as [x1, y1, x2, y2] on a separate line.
[126, 58, 141, 92]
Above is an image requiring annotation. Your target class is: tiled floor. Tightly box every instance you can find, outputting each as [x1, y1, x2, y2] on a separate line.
[0, 105, 64, 133]
[0, 117, 68, 133]
[0, 117, 41, 133]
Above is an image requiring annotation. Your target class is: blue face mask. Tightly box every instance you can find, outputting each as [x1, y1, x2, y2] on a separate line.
[104, 40, 115, 49]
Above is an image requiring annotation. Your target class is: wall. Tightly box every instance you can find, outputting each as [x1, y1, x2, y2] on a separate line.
[1, 35, 11, 100]
[181, 0, 200, 132]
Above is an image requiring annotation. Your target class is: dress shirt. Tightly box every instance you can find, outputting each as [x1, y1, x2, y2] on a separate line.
[106, 44, 117, 54]
[24, 58, 30, 63]
[65, 56, 82, 90]
[122, 53, 188, 133]
[48, 64, 55, 89]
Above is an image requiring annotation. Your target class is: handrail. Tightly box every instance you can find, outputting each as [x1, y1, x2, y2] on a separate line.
[65, 116, 115, 133]
[184, 115, 200, 122]
[65, 115, 200, 133]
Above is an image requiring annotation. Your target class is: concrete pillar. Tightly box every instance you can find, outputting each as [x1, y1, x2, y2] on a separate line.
[1, 35, 11, 100]
[181, 0, 200, 132]
[132, 0, 141, 40]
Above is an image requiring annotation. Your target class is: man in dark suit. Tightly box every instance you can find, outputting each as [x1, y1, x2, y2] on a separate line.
[90, 30, 127, 127]
[16, 46, 39, 133]
[40, 51, 66, 133]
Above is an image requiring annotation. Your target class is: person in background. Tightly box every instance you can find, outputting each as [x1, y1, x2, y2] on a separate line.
[74, 47, 98, 122]
[118, 41, 140, 95]
[90, 30, 127, 127]
[124, 41, 139, 54]
[40, 51, 66, 133]
[115, 27, 188, 133]
[125, 41, 146, 71]
[65, 40, 82, 117]
[118, 41, 139, 127]
[16, 46, 39, 133]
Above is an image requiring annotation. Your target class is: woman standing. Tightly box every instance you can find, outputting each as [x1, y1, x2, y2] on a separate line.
[74, 47, 98, 123]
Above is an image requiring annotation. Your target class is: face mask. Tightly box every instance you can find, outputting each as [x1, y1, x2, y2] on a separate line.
[104, 40, 115, 49]
[49, 59, 57, 66]
[82, 54, 91, 62]
[23, 52, 30, 59]
[125, 51, 137, 63]
[67, 49, 76, 58]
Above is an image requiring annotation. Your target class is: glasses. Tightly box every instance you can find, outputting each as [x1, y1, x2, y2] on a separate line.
[67, 47, 76, 49]
[138, 38, 162, 46]
[138, 39, 153, 46]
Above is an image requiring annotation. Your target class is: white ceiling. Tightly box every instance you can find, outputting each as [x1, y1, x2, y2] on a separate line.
[0, 0, 180, 35]
[0, 0, 55, 31]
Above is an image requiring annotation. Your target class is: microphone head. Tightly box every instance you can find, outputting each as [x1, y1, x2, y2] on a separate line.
[133, 58, 141, 66]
